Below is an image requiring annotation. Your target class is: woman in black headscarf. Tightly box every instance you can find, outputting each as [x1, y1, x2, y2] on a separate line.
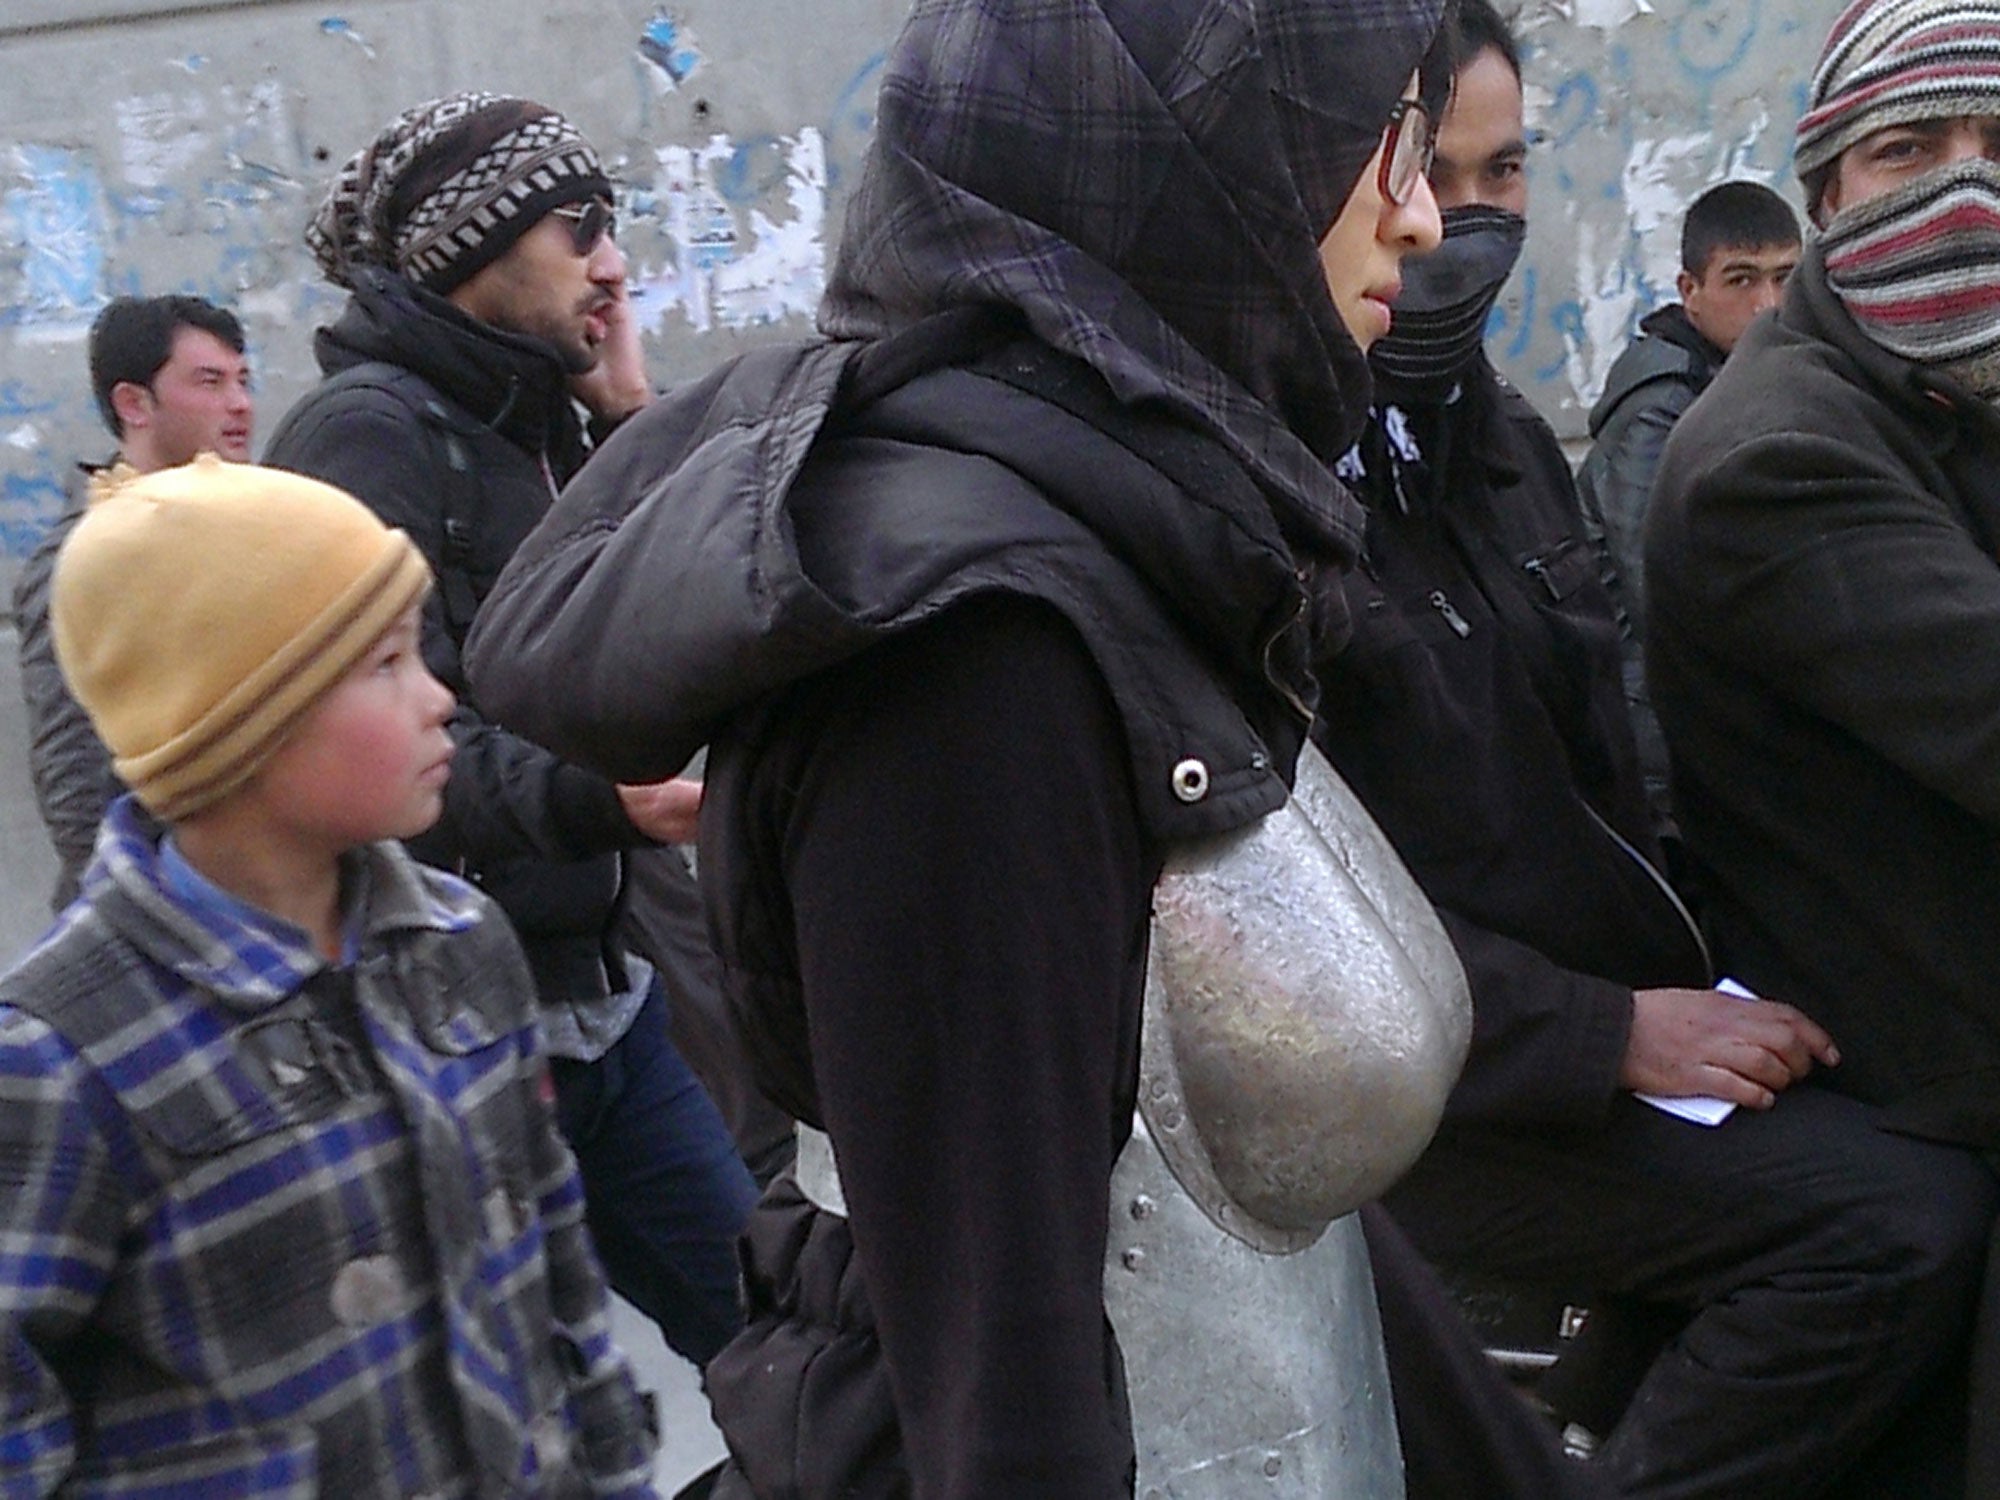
[469, 0, 1453, 1492]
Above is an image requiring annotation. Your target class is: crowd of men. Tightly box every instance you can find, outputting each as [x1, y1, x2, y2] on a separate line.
[6, 0, 2000, 1495]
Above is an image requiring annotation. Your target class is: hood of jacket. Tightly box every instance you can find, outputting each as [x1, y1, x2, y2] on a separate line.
[314, 267, 587, 466]
[468, 311, 1318, 842]
[1586, 302, 1723, 437]
[819, 0, 1447, 569]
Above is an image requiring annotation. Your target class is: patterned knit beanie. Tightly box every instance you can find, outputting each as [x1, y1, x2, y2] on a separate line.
[1795, 0, 2000, 203]
[52, 456, 432, 821]
[306, 91, 610, 292]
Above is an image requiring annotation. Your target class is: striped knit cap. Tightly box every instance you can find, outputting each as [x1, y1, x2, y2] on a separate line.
[307, 92, 610, 293]
[1796, 0, 2000, 191]
[51, 456, 432, 821]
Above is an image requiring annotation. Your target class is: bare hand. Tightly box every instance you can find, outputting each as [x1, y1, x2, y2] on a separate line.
[570, 279, 652, 423]
[1619, 987, 1839, 1110]
[617, 777, 702, 844]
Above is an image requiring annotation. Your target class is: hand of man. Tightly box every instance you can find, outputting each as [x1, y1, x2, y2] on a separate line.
[570, 279, 652, 423]
[1619, 988, 1839, 1110]
[617, 776, 702, 845]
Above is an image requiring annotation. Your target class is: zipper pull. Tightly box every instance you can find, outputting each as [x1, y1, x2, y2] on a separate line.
[1429, 589, 1472, 638]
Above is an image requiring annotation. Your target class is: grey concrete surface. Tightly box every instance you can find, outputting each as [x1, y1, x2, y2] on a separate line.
[0, 623, 727, 1492]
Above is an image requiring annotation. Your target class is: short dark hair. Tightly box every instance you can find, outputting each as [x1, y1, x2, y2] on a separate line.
[1681, 181, 1801, 277]
[1452, 0, 1522, 83]
[88, 295, 246, 437]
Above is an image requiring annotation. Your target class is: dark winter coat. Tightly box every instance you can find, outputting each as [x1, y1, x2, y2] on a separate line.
[1318, 364, 1710, 1130]
[13, 461, 121, 910]
[1576, 305, 1725, 829]
[262, 271, 644, 1017]
[1646, 245, 2000, 1150]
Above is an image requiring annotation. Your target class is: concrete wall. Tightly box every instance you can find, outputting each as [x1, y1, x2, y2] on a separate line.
[0, 0, 1822, 581]
[0, 0, 906, 578]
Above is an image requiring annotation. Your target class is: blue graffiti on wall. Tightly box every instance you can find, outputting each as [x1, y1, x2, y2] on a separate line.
[1, 148, 108, 329]
[640, 13, 704, 86]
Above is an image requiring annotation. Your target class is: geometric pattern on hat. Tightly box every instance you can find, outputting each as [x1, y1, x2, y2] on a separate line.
[307, 91, 608, 292]
[1796, 0, 2000, 185]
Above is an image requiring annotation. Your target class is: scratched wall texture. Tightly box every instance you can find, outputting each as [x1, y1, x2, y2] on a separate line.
[0, 0, 1819, 580]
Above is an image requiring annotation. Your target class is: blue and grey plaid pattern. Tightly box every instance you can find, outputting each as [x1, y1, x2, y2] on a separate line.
[821, 0, 1448, 562]
[0, 798, 656, 1497]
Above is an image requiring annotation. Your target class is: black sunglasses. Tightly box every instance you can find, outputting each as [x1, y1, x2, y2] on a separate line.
[550, 198, 616, 254]
[1378, 99, 1437, 207]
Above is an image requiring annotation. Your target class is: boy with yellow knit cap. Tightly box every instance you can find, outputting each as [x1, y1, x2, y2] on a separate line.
[0, 456, 658, 1496]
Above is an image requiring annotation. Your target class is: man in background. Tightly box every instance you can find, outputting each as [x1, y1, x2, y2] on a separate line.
[1578, 182, 1800, 831]
[13, 293, 254, 908]
[262, 91, 755, 1369]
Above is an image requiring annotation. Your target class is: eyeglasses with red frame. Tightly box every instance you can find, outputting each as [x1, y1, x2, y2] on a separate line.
[1378, 99, 1437, 207]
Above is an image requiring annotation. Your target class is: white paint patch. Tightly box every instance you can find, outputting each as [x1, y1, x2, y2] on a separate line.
[642, 128, 826, 334]
[1574, 0, 1652, 29]
[4, 424, 41, 451]
[1565, 217, 1644, 407]
[116, 93, 213, 191]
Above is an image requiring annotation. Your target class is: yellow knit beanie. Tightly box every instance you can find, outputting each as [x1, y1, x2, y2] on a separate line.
[52, 455, 433, 821]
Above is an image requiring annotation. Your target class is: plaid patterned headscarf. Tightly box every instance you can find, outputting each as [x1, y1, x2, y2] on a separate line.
[307, 92, 610, 293]
[1796, 0, 2000, 200]
[820, 0, 1450, 558]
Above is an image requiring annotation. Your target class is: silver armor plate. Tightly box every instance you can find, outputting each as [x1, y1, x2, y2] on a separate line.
[791, 742, 1468, 1499]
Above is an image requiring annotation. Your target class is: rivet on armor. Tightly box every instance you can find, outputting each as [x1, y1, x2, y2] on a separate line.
[1170, 758, 1210, 803]
[1121, 1247, 1147, 1272]
[1158, 1108, 1183, 1131]
[1264, 1455, 1284, 1478]
[1130, 1195, 1157, 1220]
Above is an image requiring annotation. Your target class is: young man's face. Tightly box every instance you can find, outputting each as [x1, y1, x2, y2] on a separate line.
[447, 201, 625, 374]
[1679, 242, 1800, 355]
[1427, 47, 1529, 216]
[117, 327, 253, 470]
[1821, 114, 2000, 220]
[246, 604, 457, 853]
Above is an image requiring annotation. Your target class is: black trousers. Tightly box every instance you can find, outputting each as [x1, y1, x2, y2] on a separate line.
[1384, 1085, 1998, 1500]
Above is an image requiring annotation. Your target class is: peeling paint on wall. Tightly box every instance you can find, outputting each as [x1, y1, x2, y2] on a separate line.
[2, 147, 107, 335]
[643, 128, 825, 334]
[318, 18, 378, 59]
[639, 12, 705, 89]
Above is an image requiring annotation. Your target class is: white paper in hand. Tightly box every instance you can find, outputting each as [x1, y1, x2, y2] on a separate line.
[1634, 978, 1759, 1127]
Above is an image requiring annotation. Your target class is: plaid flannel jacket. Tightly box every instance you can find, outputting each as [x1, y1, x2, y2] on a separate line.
[0, 800, 657, 1498]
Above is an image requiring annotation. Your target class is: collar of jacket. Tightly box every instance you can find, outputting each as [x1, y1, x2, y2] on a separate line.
[1639, 301, 1725, 371]
[1365, 359, 1526, 506]
[465, 310, 1310, 841]
[314, 267, 584, 461]
[79, 798, 483, 1013]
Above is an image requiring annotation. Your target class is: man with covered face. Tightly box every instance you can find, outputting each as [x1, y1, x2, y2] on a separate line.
[1648, 0, 2000, 1485]
[1317, 1, 1998, 1494]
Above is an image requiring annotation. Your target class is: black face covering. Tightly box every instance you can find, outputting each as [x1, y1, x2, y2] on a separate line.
[1369, 204, 1526, 398]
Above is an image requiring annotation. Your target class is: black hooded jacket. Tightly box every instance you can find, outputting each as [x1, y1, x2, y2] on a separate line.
[467, 0, 1447, 1491]
[263, 270, 643, 1013]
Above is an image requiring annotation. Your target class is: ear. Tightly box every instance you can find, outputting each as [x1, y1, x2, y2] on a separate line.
[1676, 268, 1697, 303]
[109, 380, 153, 434]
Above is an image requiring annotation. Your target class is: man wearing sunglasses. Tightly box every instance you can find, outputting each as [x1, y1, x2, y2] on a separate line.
[262, 92, 758, 1372]
[1312, 3, 1995, 1495]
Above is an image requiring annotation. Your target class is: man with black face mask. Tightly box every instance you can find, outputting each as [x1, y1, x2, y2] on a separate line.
[1313, 2, 1998, 1495]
